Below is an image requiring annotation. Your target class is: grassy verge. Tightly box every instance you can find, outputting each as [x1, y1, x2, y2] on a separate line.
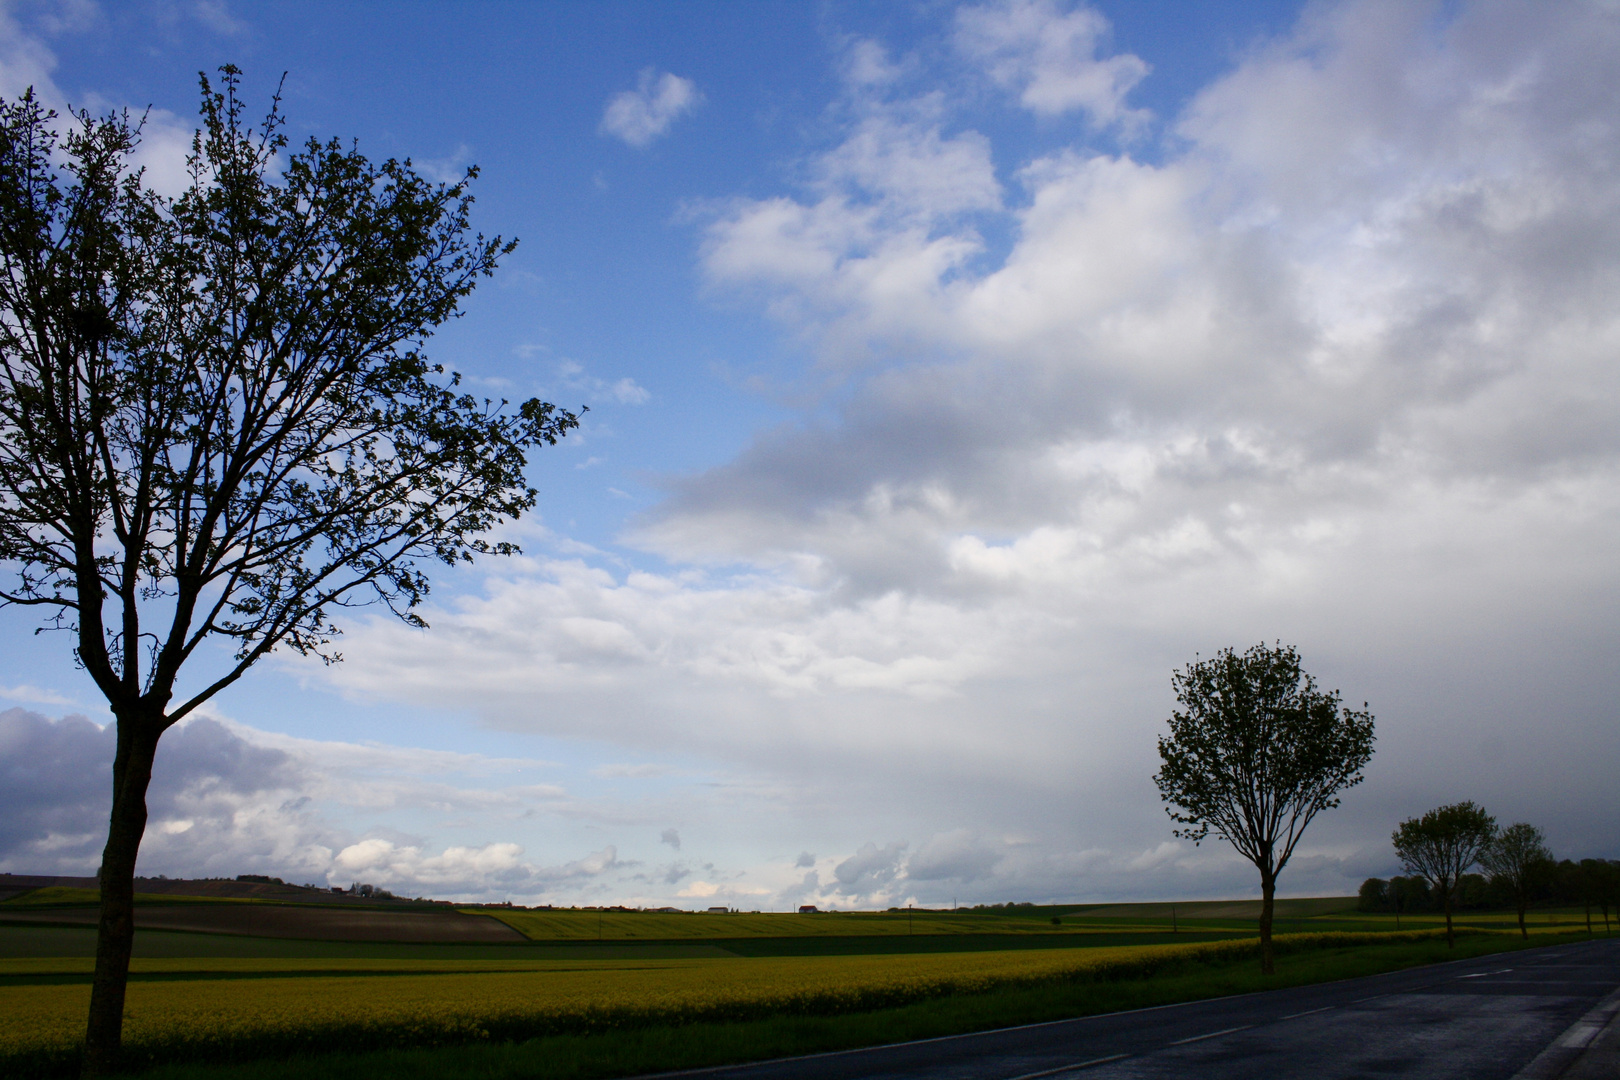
[117, 930, 1580, 1080]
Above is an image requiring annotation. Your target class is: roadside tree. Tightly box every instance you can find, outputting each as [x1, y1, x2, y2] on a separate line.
[0, 70, 579, 1075]
[1153, 643, 1376, 974]
[1392, 802, 1496, 948]
[1579, 859, 1619, 936]
[1479, 823, 1554, 939]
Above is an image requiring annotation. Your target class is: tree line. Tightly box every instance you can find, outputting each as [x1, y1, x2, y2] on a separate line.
[1360, 858, 1619, 929]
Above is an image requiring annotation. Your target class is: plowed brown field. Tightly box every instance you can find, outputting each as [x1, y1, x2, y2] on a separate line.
[2, 905, 523, 943]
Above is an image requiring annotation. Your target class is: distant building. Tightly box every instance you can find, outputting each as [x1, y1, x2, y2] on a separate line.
[707, 905, 729, 913]
[798, 905, 818, 913]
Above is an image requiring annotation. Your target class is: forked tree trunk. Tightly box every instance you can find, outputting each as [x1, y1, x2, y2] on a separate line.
[83, 716, 160, 1078]
[1259, 872, 1277, 975]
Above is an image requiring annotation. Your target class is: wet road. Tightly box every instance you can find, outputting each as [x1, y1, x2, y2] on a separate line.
[652, 937, 1620, 1080]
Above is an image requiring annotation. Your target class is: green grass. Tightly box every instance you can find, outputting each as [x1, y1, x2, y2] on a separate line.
[122, 930, 1583, 1080]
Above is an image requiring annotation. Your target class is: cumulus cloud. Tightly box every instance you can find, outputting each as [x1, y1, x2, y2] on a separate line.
[332, 839, 623, 895]
[600, 68, 702, 147]
[0, 709, 645, 901]
[955, 0, 1149, 126]
[551, 360, 651, 405]
[0, 6, 243, 198]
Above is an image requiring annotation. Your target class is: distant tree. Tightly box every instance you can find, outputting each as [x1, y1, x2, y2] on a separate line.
[1455, 872, 1493, 911]
[1357, 877, 1388, 913]
[1389, 875, 1431, 927]
[1578, 859, 1619, 936]
[1479, 823, 1555, 939]
[1154, 643, 1376, 974]
[0, 70, 578, 1076]
[1597, 861, 1620, 936]
[1392, 802, 1496, 947]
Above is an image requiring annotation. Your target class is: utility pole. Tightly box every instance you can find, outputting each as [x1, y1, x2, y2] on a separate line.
[908, 903, 913, 935]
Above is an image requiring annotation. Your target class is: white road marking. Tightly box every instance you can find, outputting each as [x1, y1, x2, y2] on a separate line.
[1458, 968, 1513, 979]
[1170, 1025, 1252, 1045]
[1278, 1006, 1334, 1019]
[1005, 1054, 1128, 1079]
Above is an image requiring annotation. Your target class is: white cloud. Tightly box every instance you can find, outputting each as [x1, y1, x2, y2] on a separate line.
[600, 69, 702, 148]
[551, 360, 651, 405]
[0, 683, 77, 706]
[955, 0, 1150, 126]
[191, 1, 248, 36]
[611, 377, 651, 404]
[0, 708, 632, 901]
[0, 7, 225, 199]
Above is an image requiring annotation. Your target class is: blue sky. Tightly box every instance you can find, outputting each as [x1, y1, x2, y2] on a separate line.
[2, 0, 1617, 909]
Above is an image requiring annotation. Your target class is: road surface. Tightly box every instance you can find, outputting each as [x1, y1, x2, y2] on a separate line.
[651, 937, 1620, 1080]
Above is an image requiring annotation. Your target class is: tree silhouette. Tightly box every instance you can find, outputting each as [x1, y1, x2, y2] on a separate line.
[1154, 643, 1375, 974]
[1479, 822, 1554, 939]
[1392, 802, 1496, 947]
[0, 70, 579, 1074]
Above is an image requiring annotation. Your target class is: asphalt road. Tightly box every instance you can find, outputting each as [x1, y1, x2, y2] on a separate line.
[654, 937, 1620, 1080]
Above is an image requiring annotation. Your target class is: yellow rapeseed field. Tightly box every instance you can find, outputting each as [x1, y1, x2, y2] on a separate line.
[0, 930, 1469, 1075]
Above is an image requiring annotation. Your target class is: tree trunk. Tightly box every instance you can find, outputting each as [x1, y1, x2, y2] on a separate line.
[83, 717, 160, 1078]
[1516, 899, 1527, 940]
[1442, 876, 1455, 948]
[1259, 872, 1276, 975]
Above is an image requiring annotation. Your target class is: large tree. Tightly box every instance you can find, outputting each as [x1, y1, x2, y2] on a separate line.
[1392, 802, 1496, 948]
[1153, 643, 1376, 974]
[0, 70, 578, 1075]
[1478, 822, 1554, 939]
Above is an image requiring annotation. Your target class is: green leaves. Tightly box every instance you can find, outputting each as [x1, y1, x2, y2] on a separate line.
[1152, 643, 1376, 876]
[1393, 802, 1498, 889]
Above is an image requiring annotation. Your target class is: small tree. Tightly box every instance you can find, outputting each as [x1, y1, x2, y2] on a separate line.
[1154, 643, 1376, 974]
[1598, 861, 1619, 935]
[1357, 877, 1388, 913]
[1392, 802, 1496, 948]
[0, 71, 578, 1075]
[1578, 859, 1619, 936]
[1479, 823, 1554, 939]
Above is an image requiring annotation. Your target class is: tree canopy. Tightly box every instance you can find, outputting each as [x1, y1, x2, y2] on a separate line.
[0, 69, 578, 1075]
[1153, 642, 1375, 973]
[1392, 801, 1496, 947]
[1479, 822, 1554, 939]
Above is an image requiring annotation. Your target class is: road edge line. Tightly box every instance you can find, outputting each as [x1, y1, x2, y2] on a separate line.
[1509, 984, 1620, 1080]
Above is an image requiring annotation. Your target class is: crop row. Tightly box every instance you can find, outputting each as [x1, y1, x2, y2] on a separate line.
[0, 929, 1480, 1078]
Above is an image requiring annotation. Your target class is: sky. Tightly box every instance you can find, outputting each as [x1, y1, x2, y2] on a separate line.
[1, 0, 1617, 910]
